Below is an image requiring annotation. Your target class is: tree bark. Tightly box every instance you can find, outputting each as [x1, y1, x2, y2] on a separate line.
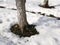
[16, 0, 28, 33]
[43, 0, 49, 7]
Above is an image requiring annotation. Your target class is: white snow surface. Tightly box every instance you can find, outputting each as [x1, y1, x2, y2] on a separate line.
[0, 0, 60, 45]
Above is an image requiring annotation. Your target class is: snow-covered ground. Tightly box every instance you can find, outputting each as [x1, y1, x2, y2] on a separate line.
[0, 0, 60, 45]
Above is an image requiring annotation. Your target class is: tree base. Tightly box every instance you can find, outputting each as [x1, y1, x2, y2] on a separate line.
[39, 5, 55, 9]
[10, 24, 39, 37]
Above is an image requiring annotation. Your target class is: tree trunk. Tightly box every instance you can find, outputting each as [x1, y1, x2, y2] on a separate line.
[16, 0, 28, 33]
[39, 0, 54, 8]
[43, 0, 49, 7]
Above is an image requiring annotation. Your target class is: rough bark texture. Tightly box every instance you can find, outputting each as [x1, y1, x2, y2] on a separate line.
[16, 0, 28, 33]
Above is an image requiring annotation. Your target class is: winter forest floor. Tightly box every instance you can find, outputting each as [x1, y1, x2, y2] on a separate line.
[0, 0, 60, 45]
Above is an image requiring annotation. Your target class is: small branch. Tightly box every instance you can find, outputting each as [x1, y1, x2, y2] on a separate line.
[26, 11, 60, 20]
[0, 6, 17, 10]
[0, 6, 59, 20]
[0, 6, 5, 8]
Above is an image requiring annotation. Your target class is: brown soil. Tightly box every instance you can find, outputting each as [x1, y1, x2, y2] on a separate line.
[10, 24, 39, 37]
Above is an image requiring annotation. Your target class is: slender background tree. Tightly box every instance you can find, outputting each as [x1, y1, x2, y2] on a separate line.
[39, 0, 54, 8]
[43, 0, 49, 8]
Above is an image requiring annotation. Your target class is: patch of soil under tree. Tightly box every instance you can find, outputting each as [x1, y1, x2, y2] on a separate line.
[10, 24, 39, 37]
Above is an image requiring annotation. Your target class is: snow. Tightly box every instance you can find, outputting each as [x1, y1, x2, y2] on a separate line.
[0, 35, 15, 45]
[0, 0, 60, 45]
